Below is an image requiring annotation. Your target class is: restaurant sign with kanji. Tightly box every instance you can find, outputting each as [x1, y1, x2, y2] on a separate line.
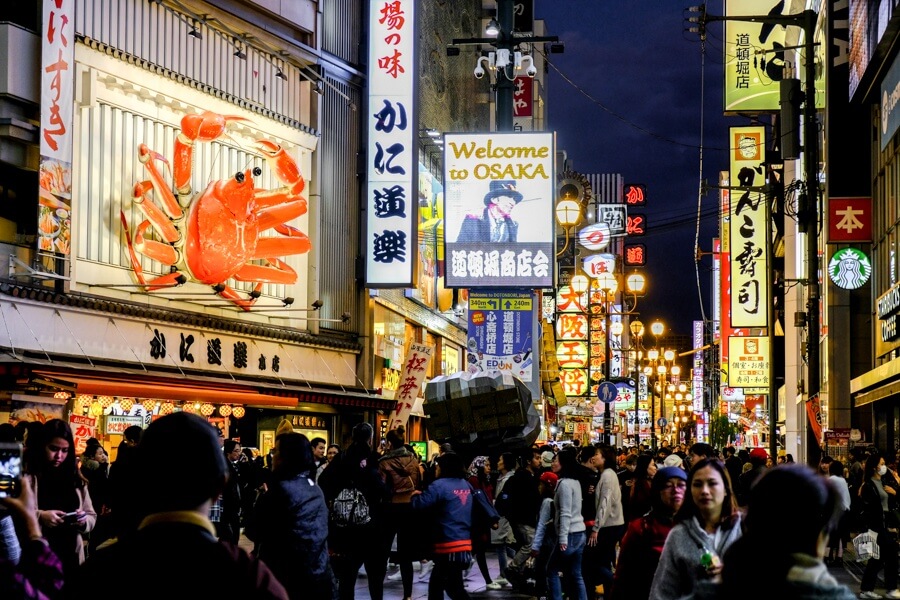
[366, 0, 417, 287]
[387, 343, 434, 430]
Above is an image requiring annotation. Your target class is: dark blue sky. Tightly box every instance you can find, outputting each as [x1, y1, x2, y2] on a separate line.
[536, 0, 735, 336]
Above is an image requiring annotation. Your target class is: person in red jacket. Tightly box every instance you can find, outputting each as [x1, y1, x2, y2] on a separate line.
[609, 466, 686, 600]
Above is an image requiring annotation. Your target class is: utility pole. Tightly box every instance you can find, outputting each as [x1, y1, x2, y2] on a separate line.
[447, 0, 560, 132]
[695, 6, 819, 465]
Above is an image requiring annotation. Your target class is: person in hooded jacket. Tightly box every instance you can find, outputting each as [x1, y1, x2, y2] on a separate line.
[609, 466, 686, 600]
[251, 431, 336, 599]
[648, 458, 742, 600]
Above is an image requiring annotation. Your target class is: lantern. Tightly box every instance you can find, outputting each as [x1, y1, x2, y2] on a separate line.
[76, 394, 92, 408]
[89, 401, 103, 416]
[231, 405, 246, 419]
[182, 403, 194, 413]
[98, 395, 113, 408]
[200, 403, 215, 417]
[218, 405, 233, 417]
[159, 402, 174, 415]
[119, 398, 134, 412]
[141, 399, 157, 411]
[54, 391, 70, 400]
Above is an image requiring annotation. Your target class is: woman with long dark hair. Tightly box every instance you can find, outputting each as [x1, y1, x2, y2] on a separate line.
[858, 453, 900, 598]
[708, 464, 855, 600]
[648, 458, 742, 600]
[24, 419, 96, 577]
[626, 454, 657, 522]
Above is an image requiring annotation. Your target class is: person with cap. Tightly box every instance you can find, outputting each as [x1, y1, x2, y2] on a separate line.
[609, 466, 687, 600]
[663, 453, 685, 471]
[737, 448, 768, 507]
[541, 449, 556, 473]
[648, 458, 742, 600]
[455, 180, 524, 243]
[67, 412, 288, 599]
[411, 452, 474, 600]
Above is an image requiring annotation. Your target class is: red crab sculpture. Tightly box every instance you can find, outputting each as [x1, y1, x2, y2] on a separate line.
[120, 111, 310, 310]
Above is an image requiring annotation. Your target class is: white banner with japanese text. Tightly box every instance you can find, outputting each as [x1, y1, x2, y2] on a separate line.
[388, 343, 434, 430]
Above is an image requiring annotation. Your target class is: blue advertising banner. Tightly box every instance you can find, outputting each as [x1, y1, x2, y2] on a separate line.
[466, 290, 534, 382]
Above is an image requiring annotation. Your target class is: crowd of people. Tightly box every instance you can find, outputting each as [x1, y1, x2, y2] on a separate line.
[0, 416, 889, 600]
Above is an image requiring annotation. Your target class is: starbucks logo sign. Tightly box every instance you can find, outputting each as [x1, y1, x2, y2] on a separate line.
[827, 248, 871, 290]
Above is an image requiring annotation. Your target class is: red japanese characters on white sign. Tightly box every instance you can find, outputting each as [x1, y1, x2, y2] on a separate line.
[387, 343, 434, 430]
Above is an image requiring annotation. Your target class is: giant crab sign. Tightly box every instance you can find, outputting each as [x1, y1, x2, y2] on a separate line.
[121, 111, 309, 311]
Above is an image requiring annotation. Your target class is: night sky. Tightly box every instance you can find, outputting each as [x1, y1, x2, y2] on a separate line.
[536, 0, 736, 337]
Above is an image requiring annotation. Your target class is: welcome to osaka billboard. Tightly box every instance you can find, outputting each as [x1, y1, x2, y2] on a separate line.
[443, 132, 555, 289]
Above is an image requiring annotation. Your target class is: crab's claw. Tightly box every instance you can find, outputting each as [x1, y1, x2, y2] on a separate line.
[255, 140, 305, 196]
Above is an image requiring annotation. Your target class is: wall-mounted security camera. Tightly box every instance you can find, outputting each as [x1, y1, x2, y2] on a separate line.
[473, 55, 491, 80]
[474, 63, 485, 79]
[519, 55, 537, 78]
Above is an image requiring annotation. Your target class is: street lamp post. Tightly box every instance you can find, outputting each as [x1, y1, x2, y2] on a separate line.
[648, 320, 665, 451]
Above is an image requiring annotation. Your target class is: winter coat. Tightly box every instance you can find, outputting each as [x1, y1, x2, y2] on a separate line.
[411, 477, 473, 556]
[648, 513, 743, 600]
[502, 467, 542, 527]
[26, 473, 96, 573]
[609, 509, 677, 600]
[378, 447, 421, 503]
[252, 470, 333, 597]
[860, 477, 890, 533]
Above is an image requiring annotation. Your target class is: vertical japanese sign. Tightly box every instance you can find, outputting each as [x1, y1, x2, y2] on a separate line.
[727, 336, 770, 387]
[729, 126, 769, 328]
[366, 0, 416, 287]
[388, 343, 433, 430]
[513, 76, 533, 117]
[466, 291, 534, 382]
[444, 132, 555, 288]
[38, 0, 75, 256]
[68, 414, 97, 456]
[723, 0, 790, 113]
[693, 320, 704, 413]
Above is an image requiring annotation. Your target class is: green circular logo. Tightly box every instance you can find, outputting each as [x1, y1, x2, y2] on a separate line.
[828, 248, 871, 290]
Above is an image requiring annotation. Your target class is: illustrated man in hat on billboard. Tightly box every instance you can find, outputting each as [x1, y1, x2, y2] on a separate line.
[456, 179, 524, 243]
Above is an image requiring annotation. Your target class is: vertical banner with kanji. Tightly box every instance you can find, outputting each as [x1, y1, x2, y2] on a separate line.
[729, 126, 769, 328]
[38, 0, 75, 256]
[388, 343, 434, 430]
[365, 0, 416, 287]
[68, 414, 97, 456]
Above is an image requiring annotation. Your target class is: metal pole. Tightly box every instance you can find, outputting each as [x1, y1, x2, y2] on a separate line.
[496, 0, 514, 131]
[651, 366, 657, 452]
[801, 9, 821, 468]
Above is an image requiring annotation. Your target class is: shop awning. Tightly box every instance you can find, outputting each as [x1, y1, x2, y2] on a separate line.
[29, 366, 396, 411]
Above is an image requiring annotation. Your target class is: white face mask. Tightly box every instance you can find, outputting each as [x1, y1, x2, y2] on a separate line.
[879, 465, 888, 476]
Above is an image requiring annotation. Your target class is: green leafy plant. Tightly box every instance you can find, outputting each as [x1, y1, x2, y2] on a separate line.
[709, 407, 739, 450]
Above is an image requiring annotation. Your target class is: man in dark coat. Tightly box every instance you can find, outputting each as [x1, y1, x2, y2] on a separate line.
[455, 180, 523, 243]
[737, 448, 768, 507]
[67, 412, 288, 599]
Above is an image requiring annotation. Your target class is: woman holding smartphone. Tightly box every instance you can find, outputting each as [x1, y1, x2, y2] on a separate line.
[24, 419, 96, 576]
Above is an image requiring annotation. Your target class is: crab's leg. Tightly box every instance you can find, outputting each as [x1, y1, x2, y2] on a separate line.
[132, 182, 181, 243]
[254, 188, 307, 212]
[233, 258, 297, 285]
[173, 112, 248, 196]
[252, 229, 311, 258]
[119, 212, 183, 290]
[137, 145, 182, 220]
[256, 200, 307, 232]
[255, 140, 305, 196]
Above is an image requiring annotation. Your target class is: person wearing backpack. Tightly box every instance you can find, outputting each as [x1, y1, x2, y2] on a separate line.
[318, 422, 389, 600]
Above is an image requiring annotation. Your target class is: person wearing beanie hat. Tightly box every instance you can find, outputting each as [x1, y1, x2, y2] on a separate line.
[663, 454, 684, 470]
[609, 466, 687, 600]
[275, 418, 294, 439]
[737, 449, 769, 507]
